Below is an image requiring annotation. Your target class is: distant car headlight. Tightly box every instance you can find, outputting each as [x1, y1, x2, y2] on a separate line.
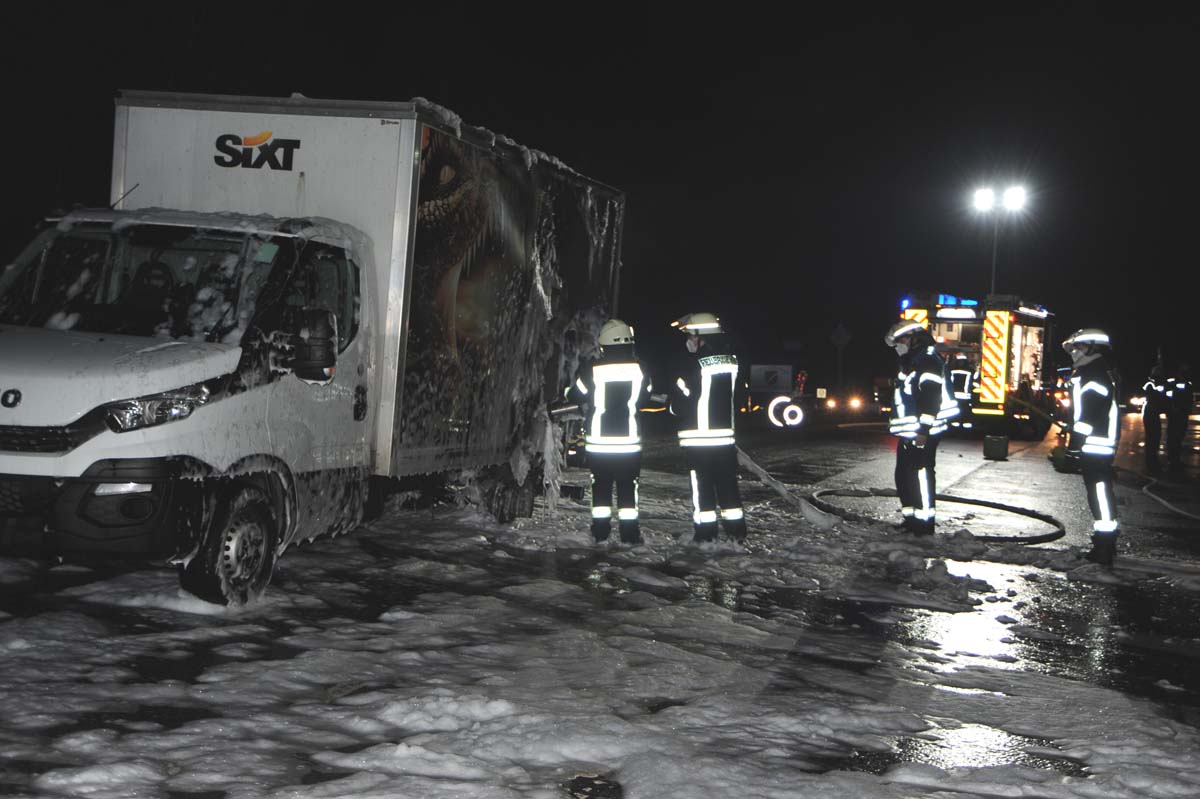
[849, 397, 863, 410]
[1128, 394, 1146, 409]
[104, 383, 213, 433]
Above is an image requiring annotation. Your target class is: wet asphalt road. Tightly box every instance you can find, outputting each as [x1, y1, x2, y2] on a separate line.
[1, 408, 1198, 794]
[646, 407, 1200, 556]
[641, 407, 1200, 722]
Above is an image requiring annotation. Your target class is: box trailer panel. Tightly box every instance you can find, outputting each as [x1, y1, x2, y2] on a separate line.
[392, 124, 622, 476]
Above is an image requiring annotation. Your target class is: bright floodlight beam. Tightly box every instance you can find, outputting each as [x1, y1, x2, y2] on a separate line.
[973, 183, 1028, 296]
[1003, 185, 1026, 211]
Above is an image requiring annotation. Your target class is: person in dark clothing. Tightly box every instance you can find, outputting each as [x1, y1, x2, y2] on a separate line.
[948, 352, 976, 430]
[567, 319, 653, 545]
[1062, 328, 1121, 567]
[1166, 363, 1193, 474]
[884, 320, 960, 535]
[669, 312, 747, 545]
[1141, 363, 1169, 474]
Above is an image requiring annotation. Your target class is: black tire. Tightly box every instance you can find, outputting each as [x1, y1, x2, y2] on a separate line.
[179, 483, 279, 606]
[479, 466, 536, 523]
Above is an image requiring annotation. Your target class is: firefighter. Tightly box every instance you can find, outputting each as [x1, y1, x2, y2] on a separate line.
[948, 352, 976, 429]
[1062, 328, 1121, 566]
[1166, 363, 1193, 473]
[884, 320, 960, 535]
[669, 312, 747, 544]
[567, 319, 653, 545]
[1141, 363, 1169, 474]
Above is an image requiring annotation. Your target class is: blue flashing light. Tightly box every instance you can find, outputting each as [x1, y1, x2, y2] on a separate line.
[933, 293, 980, 307]
[900, 298, 910, 310]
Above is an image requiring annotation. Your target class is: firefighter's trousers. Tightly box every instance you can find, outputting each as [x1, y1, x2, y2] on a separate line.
[895, 437, 939, 532]
[1080, 454, 1119, 536]
[1166, 409, 1189, 468]
[589, 451, 641, 543]
[1143, 406, 1164, 470]
[685, 444, 746, 543]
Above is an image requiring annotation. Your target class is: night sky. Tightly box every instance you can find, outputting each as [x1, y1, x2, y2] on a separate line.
[4, 5, 1197, 395]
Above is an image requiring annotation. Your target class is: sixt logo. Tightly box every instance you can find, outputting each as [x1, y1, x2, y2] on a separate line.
[214, 131, 301, 170]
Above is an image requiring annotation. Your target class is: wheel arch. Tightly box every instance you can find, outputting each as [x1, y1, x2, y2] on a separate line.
[222, 455, 297, 552]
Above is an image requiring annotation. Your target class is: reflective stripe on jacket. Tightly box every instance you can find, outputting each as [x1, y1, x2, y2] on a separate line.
[889, 345, 959, 438]
[950, 366, 974, 400]
[672, 353, 739, 447]
[568, 356, 652, 454]
[1071, 360, 1120, 456]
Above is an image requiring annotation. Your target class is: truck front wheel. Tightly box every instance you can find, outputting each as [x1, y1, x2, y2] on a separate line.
[179, 483, 279, 606]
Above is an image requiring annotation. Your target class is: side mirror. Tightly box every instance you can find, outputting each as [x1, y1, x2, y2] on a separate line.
[291, 307, 338, 382]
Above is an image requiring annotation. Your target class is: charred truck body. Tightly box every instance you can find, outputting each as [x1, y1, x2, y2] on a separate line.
[895, 291, 1055, 438]
[0, 91, 623, 604]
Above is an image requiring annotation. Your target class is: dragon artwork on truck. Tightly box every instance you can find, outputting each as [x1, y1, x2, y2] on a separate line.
[398, 125, 625, 491]
[400, 127, 538, 475]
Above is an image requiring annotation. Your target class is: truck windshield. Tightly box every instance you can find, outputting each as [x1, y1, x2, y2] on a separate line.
[0, 223, 282, 342]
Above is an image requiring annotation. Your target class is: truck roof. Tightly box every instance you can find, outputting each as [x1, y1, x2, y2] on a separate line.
[901, 289, 1052, 318]
[50, 208, 362, 248]
[117, 90, 620, 194]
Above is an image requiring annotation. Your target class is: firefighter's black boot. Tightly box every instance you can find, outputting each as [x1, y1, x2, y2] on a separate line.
[591, 520, 611, 544]
[619, 521, 642, 545]
[692, 523, 718, 544]
[911, 521, 935, 536]
[1085, 533, 1117, 567]
[725, 519, 748, 544]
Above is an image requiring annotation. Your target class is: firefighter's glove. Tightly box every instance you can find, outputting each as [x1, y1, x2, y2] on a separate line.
[1067, 433, 1084, 455]
[914, 433, 928, 449]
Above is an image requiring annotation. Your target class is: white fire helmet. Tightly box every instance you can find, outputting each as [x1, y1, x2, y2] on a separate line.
[671, 312, 722, 335]
[599, 319, 635, 347]
[1062, 328, 1111, 366]
[884, 319, 926, 348]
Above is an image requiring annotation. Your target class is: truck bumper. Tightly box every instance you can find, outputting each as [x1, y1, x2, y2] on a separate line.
[0, 458, 201, 555]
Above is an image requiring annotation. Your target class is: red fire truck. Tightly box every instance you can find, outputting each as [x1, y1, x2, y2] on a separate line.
[895, 290, 1057, 439]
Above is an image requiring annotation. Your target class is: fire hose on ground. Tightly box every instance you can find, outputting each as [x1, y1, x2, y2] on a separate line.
[806, 486, 1066, 544]
[1006, 395, 1200, 523]
[740, 393, 1197, 539]
[736, 447, 1066, 544]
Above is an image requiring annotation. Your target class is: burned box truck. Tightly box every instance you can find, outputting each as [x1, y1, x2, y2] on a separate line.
[0, 91, 623, 604]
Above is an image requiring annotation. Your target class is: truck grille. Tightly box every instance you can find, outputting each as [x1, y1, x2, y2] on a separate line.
[0, 417, 104, 454]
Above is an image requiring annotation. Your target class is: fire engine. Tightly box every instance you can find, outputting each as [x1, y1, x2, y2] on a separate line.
[895, 290, 1057, 438]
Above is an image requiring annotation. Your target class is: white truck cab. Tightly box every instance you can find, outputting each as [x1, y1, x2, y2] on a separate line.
[0, 92, 623, 604]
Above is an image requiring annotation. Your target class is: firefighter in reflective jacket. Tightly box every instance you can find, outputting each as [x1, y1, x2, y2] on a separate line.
[1166, 363, 1193, 473]
[884, 320, 960, 535]
[669, 312, 747, 544]
[567, 319, 653, 544]
[1141, 362, 1169, 473]
[1063, 328, 1121, 566]
[948, 353, 976, 429]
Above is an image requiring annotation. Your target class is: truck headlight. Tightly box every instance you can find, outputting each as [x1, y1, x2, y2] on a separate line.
[105, 383, 212, 433]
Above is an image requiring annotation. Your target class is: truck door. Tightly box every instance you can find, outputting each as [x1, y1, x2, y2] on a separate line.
[265, 242, 370, 542]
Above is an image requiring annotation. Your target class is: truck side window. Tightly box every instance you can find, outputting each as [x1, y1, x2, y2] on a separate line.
[294, 243, 360, 351]
[11, 233, 111, 327]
